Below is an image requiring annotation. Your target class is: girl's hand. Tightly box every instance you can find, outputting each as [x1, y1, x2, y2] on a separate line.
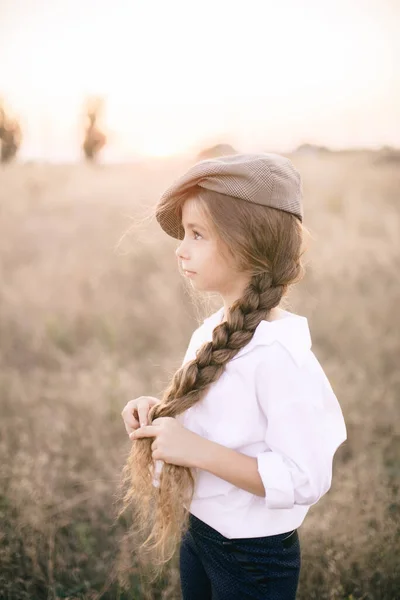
[121, 396, 160, 435]
[130, 417, 206, 469]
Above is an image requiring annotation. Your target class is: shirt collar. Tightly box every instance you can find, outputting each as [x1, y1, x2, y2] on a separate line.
[202, 306, 312, 367]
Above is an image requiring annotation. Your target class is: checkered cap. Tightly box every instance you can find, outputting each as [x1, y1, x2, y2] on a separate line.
[155, 153, 303, 239]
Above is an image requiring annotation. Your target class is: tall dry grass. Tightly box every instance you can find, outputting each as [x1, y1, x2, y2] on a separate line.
[0, 152, 399, 599]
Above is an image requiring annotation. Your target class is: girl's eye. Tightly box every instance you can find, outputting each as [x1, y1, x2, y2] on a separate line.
[192, 230, 202, 240]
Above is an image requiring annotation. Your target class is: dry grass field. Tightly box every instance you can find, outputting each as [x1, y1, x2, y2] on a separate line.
[0, 151, 399, 599]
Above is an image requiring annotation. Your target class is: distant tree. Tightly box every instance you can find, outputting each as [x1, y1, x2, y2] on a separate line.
[82, 97, 106, 161]
[0, 101, 22, 163]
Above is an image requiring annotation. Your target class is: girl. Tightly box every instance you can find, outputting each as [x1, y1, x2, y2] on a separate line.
[121, 153, 347, 600]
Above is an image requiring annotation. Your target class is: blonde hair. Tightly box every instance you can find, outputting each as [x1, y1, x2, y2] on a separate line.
[120, 186, 306, 579]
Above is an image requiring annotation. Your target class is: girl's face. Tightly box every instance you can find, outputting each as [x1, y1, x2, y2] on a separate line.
[175, 197, 250, 301]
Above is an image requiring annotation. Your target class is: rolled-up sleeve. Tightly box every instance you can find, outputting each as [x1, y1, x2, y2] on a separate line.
[255, 343, 347, 510]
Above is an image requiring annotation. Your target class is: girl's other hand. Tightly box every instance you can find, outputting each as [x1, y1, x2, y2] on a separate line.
[130, 417, 205, 468]
[121, 396, 160, 436]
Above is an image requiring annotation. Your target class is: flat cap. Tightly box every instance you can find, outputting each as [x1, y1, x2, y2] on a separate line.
[155, 153, 303, 239]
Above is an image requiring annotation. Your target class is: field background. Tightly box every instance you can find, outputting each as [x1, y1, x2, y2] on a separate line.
[0, 151, 399, 599]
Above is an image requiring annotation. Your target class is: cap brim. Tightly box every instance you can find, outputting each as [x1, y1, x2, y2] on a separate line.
[155, 203, 184, 240]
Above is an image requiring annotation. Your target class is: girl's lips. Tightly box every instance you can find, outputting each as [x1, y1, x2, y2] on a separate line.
[183, 270, 196, 277]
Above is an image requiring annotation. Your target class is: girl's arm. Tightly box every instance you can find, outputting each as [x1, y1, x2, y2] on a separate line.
[194, 343, 347, 508]
[193, 438, 266, 497]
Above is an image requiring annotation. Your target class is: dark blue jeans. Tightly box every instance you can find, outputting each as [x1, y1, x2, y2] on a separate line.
[180, 513, 301, 600]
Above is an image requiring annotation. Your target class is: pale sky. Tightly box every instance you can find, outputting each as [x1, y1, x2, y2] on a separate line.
[0, 0, 399, 161]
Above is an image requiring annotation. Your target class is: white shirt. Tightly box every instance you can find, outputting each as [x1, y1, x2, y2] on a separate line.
[154, 306, 347, 539]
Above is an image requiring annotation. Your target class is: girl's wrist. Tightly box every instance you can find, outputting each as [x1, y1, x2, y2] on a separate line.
[189, 434, 214, 470]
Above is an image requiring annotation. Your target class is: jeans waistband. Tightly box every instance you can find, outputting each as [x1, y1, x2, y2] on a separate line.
[188, 513, 297, 547]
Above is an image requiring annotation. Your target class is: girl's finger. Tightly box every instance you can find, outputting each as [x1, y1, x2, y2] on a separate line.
[137, 403, 150, 427]
[124, 417, 140, 435]
[121, 405, 140, 425]
[151, 440, 158, 451]
[124, 423, 134, 436]
[151, 417, 168, 426]
[131, 425, 159, 439]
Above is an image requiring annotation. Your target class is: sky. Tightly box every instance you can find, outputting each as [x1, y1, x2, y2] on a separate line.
[0, 0, 399, 161]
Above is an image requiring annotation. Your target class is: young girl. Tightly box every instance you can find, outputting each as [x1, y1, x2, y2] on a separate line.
[121, 153, 347, 600]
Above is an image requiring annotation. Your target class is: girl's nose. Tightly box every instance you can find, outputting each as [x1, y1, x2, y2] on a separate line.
[175, 242, 188, 260]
